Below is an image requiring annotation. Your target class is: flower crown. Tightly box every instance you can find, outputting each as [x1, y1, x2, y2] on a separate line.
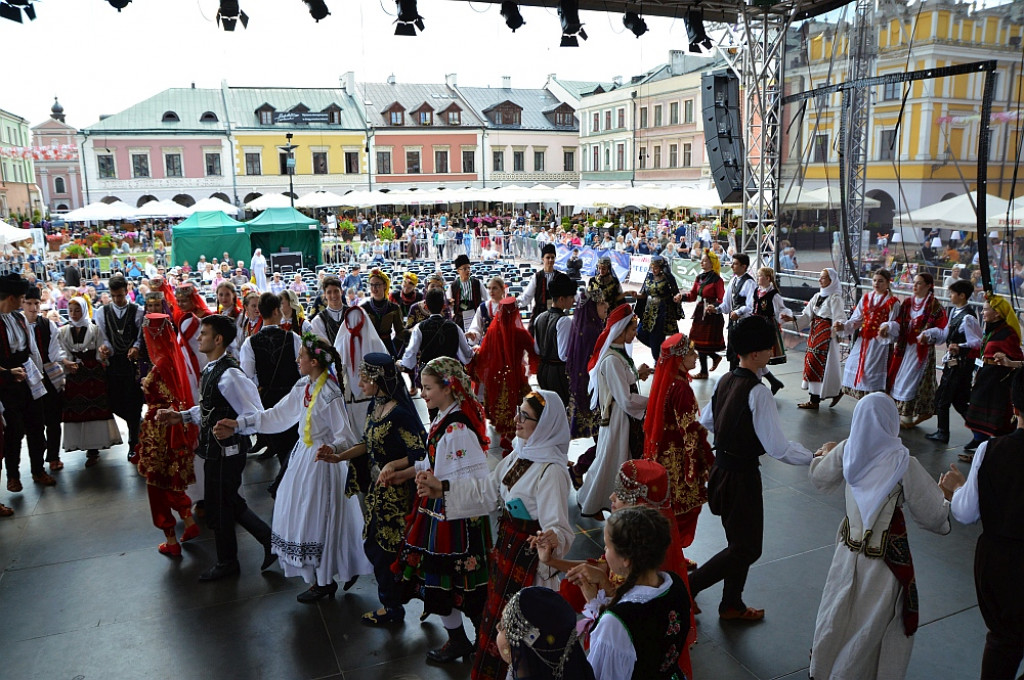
[301, 332, 334, 366]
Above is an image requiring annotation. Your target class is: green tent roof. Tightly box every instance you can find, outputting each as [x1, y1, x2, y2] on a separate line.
[171, 211, 249, 267]
[245, 207, 317, 231]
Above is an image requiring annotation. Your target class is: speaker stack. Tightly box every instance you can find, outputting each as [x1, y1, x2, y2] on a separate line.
[701, 69, 744, 204]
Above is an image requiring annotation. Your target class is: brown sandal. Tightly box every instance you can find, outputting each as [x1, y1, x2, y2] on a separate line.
[49, 460, 64, 472]
[719, 606, 765, 622]
[797, 401, 819, 410]
[0, 503, 13, 517]
[692, 372, 709, 380]
[7, 479, 22, 493]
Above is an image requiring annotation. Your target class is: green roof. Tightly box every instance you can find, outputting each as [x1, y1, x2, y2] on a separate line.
[84, 88, 228, 134]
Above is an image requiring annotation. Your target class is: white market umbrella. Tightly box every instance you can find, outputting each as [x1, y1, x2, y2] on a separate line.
[896, 191, 1011, 231]
[245, 193, 294, 211]
[132, 198, 193, 219]
[295, 190, 349, 209]
[64, 200, 134, 222]
[191, 196, 239, 215]
[783, 186, 881, 210]
[0, 219, 33, 246]
[987, 195, 1024, 230]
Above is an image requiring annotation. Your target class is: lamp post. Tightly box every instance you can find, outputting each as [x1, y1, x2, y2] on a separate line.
[279, 132, 299, 208]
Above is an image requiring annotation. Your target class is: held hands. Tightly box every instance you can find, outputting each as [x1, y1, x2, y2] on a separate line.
[127, 347, 139, 361]
[212, 418, 238, 440]
[939, 463, 967, 501]
[730, 310, 740, 320]
[638, 363, 653, 382]
[673, 293, 683, 303]
[878, 325, 890, 338]
[415, 470, 443, 498]
[8, 366, 27, 382]
[814, 441, 838, 458]
[315, 444, 341, 464]
[62, 359, 79, 373]
[566, 562, 612, 602]
[465, 331, 478, 342]
[528, 530, 559, 565]
[155, 409, 182, 425]
[98, 345, 112, 359]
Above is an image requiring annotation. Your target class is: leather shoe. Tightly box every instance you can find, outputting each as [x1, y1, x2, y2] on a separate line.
[925, 430, 949, 443]
[828, 394, 843, 408]
[7, 478, 22, 493]
[963, 438, 982, 452]
[199, 561, 240, 581]
[261, 542, 278, 571]
[296, 581, 338, 603]
[32, 472, 57, 487]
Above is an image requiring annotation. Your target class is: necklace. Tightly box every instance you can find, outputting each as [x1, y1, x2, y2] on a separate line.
[367, 297, 389, 316]
[910, 295, 927, 314]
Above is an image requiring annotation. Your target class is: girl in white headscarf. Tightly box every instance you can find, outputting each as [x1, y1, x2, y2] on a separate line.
[808, 393, 951, 680]
[57, 297, 122, 466]
[793, 267, 847, 410]
[333, 306, 388, 438]
[415, 388, 573, 680]
[250, 248, 268, 292]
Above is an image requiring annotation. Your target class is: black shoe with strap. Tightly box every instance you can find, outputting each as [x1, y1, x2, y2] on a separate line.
[925, 430, 949, 443]
[199, 561, 241, 582]
[426, 626, 475, 664]
[297, 581, 338, 604]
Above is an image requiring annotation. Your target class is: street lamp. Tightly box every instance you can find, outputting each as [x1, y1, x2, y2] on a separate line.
[278, 132, 299, 208]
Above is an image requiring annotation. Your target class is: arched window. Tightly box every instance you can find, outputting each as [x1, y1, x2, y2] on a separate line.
[162, 111, 180, 123]
[53, 177, 66, 194]
[200, 111, 219, 123]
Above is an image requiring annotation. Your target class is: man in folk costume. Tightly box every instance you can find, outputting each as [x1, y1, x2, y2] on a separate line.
[714, 253, 756, 371]
[156, 314, 276, 581]
[389, 271, 422, 358]
[0, 274, 53, 494]
[944, 369, 1024, 680]
[309, 275, 347, 345]
[690, 315, 816, 621]
[400, 289, 471, 420]
[519, 243, 558, 326]
[792, 267, 847, 410]
[576, 303, 651, 518]
[22, 286, 65, 473]
[95, 275, 145, 459]
[530, 272, 577, 407]
[449, 254, 486, 332]
[239, 293, 302, 498]
[926, 279, 981, 444]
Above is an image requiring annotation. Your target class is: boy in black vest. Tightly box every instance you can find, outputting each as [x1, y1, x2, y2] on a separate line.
[690, 315, 819, 621]
[22, 286, 64, 473]
[310, 275, 346, 344]
[521, 243, 558, 325]
[715, 253, 757, 372]
[400, 288, 471, 419]
[157, 315, 275, 582]
[239, 293, 302, 497]
[531, 272, 576, 406]
[927, 279, 981, 444]
[449, 254, 486, 331]
[96, 275, 145, 459]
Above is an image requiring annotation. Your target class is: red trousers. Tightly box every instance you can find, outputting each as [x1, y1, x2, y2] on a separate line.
[146, 484, 192, 532]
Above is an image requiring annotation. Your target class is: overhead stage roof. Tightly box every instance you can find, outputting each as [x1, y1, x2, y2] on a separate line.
[441, 0, 853, 23]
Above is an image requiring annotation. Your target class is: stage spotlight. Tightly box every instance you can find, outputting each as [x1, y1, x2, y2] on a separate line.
[104, 0, 130, 10]
[500, 1, 524, 32]
[217, 0, 249, 31]
[623, 11, 647, 38]
[303, 0, 329, 22]
[558, 0, 586, 47]
[394, 0, 424, 36]
[685, 8, 713, 52]
[0, 0, 35, 22]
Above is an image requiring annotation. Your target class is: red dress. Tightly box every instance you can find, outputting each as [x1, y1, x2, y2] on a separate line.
[681, 272, 725, 353]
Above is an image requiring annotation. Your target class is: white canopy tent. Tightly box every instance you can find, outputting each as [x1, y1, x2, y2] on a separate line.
[131, 198, 193, 219]
[190, 196, 240, 215]
[0, 219, 33, 247]
[783, 186, 881, 210]
[987, 195, 1024, 230]
[895, 191, 1011, 231]
[63, 200, 137, 222]
[245, 193, 294, 211]
[295, 190, 350, 209]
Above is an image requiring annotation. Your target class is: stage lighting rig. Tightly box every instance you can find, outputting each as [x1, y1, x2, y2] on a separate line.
[303, 0, 330, 22]
[0, 0, 36, 22]
[558, 0, 587, 47]
[394, 0, 424, 36]
[623, 11, 647, 38]
[104, 0, 131, 11]
[217, 0, 249, 31]
[500, 2, 524, 32]
[684, 8, 713, 53]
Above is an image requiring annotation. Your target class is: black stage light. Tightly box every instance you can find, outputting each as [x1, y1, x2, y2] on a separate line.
[394, 0, 424, 35]
[217, 0, 249, 31]
[685, 8, 713, 53]
[558, 0, 586, 47]
[500, 1, 524, 32]
[105, 0, 131, 11]
[623, 11, 647, 38]
[303, 0, 329, 22]
[0, 0, 36, 22]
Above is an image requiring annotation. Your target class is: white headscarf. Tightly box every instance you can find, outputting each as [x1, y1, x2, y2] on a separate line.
[842, 393, 910, 528]
[334, 306, 387, 397]
[68, 297, 92, 328]
[820, 267, 841, 297]
[516, 388, 571, 465]
[588, 305, 635, 409]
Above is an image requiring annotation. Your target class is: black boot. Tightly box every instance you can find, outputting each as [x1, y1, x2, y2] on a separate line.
[426, 625, 475, 664]
[764, 371, 784, 395]
[925, 430, 949, 443]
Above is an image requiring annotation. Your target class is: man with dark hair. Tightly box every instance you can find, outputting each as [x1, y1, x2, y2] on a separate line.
[95, 274, 145, 459]
[22, 286, 64, 473]
[63, 260, 81, 288]
[400, 288, 471, 419]
[310, 275, 346, 344]
[520, 243, 558, 324]
[239, 293, 301, 496]
[157, 314, 274, 581]
[341, 265, 362, 293]
[927, 278, 981, 444]
[715, 253, 756, 372]
[531, 272, 576, 405]
[449, 254, 486, 331]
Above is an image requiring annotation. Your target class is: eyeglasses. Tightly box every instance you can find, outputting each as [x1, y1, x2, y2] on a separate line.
[516, 409, 538, 423]
[369, 282, 385, 289]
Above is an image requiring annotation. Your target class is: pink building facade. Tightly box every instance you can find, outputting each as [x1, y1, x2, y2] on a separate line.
[32, 98, 83, 214]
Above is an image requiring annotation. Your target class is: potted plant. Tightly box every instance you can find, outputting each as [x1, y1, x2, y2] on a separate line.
[46, 233, 65, 252]
[64, 243, 89, 259]
[339, 219, 356, 242]
[95, 234, 116, 256]
[379, 225, 396, 242]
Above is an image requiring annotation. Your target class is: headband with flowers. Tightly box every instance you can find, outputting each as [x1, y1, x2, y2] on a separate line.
[301, 332, 335, 367]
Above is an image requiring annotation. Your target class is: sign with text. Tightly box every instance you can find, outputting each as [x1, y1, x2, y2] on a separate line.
[272, 112, 331, 124]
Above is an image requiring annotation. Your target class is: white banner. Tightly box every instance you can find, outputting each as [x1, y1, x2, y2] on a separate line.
[629, 255, 651, 283]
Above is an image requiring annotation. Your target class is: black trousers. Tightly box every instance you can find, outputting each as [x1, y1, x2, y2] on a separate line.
[204, 453, 270, 565]
[934, 360, 975, 433]
[2, 383, 46, 479]
[976, 534, 1024, 679]
[689, 464, 764, 611]
[106, 357, 143, 450]
[364, 538, 402, 610]
[39, 384, 62, 462]
[265, 426, 299, 497]
[537, 362, 570, 408]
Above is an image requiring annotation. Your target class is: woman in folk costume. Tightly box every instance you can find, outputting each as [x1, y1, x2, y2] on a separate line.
[793, 268, 847, 410]
[750, 266, 792, 394]
[279, 290, 310, 335]
[634, 255, 683, 356]
[415, 388, 574, 680]
[466, 276, 506, 346]
[887, 272, 948, 428]
[216, 281, 242, 320]
[576, 304, 651, 518]
[217, 334, 372, 603]
[961, 293, 1024, 459]
[172, 283, 211, 402]
[236, 291, 263, 352]
[389, 272, 423, 357]
[58, 297, 122, 467]
[679, 250, 726, 379]
[565, 287, 610, 489]
[643, 333, 714, 550]
[250, 248, 268, 292]
[470, 297, 538, 456]
[838, 269, 900, 399]
[406, 272, 454, 329]
[137, 313, 199, 557]
[381, 358, 493, 664]
[497, 586, 595, 680]
[361, 268, 405, 359]
[809, 393, 951, 680]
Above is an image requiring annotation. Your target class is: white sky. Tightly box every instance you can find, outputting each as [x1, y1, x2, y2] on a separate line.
[1, 0, 719, 130]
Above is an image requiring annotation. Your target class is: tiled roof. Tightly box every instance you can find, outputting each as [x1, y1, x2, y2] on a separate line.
[458, 87, 578, 131]
[358, 82, 484, 128]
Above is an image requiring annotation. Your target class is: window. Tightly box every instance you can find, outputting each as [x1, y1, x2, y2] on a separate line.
[494, 111, 504, 125]
[653, 146, 662, 169]
[245, 152, 261, 175]
[592, 112, 600, 133]
[592, 146, 599, 172]
[279, 152, 292, 175]
[376, 151, 392, 174]
[879, 130, 896, 161]
[448, 110, 461, 125]
[200, 111, 219, 123]
[53, 177, 66, 194]
[162, 111, 180, 123]
[555, 111, 574, 126]
[344, 151, 359, 174]
[670, 102, 679, 125]
[654, 105, 663, 127]
[493, 150, 504, 172]
[669, 144, 678, 168]
[435, 150, 449, 173]
[131, 153, 150, 178]
[406, 150, 421, 174]
[205, 153, 222, 177]
[513, 151, 525, 172]
[389, 110, 404, 125]
[328, 109, 342, 125]
[563, 150, 574, 172]
[639, 147, 647, 169]
[259, 110, 273, 125]
[640, 107, 648, 129]
[165, 153, 183, 178]
[617, 108, 625, 129]
[604, 111, 612, 131]
[883, 82, 900, 101]
[616, 144, 624, 171]
[534, 151, 545, 172]
[683, 142, 692, 167]
[418, 110, 433, 126]
[604, 147, 610, 170]
[813, 134, 829, 163]
[684, 100, 694, 123]
[312, 152, 328, 175]
[97, 154, 115, 179]
[462, 150, 475, 173]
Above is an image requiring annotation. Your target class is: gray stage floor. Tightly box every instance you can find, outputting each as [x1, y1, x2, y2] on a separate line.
[0, 357, 993, 680]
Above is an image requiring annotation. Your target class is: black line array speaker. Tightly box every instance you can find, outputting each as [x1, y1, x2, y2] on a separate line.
[702, 69, 744, 204]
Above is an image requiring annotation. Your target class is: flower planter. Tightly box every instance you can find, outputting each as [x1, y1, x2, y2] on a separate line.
[97, 247, 113, 256]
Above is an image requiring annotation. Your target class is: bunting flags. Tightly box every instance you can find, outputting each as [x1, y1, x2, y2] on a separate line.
[0, 144, 79, 161]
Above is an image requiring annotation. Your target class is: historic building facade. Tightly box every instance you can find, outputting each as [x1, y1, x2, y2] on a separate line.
[32, 98, 84, 214]
[0, 106, 41, 220]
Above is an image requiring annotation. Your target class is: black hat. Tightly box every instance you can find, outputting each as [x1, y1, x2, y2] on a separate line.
[731, 315, 775, 356]
[453, 254, 471, 269]
[0, 273, 29, 296]
[23, 286, 41, 301]
[549, 272, 577, 298]
[540, 243, 556, 257]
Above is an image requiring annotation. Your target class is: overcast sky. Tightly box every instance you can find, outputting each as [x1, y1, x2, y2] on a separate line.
[1, 0, 727, 131]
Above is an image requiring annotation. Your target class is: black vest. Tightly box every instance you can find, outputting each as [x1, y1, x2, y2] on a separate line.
[533, 307, 565, 365]
[33, 319, 53, 364]
[711, 368, 766, 470]
[946, 306, 978, 349]
[731, 272, 752, 310]
[530, 271, 553, 320]
[197, 355, 247, 459]
[0, 312, 30, 371]
[451, 277, 483, 330]
[103, 302, 140, 355]
[978, 430, 1024, 543]
[418, 315, 460, 367]
[601, 572, 690, 680]
[250, 327, 300, 408]
[318, 308, 343, 344]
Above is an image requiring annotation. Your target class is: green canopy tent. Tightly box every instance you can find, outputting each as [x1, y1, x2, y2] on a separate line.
[171, 211, 249, 267]
[245, 207, 322, 269]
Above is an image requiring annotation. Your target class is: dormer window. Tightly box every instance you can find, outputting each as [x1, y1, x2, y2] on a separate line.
[162, 111, 180, 123]
[390, 110, 403, 125]
[484, 101, 522, 126]
[200, 111, 219, 123]
[383, 102, 406, 126]
[419, 110, 432, 125]
[448, 110, 460, 125]
[256, 103, 276, 125]
[322, 104, 343, 125]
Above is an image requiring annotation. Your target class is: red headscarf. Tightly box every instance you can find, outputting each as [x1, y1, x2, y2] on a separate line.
[143, 313, 197, 451]
[644, 333, 696, 459]
[172, 282, 211, 328]
[587, 302, 634, 372]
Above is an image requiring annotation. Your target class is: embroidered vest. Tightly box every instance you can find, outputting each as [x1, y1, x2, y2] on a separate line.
[601, 572, 690, 680]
